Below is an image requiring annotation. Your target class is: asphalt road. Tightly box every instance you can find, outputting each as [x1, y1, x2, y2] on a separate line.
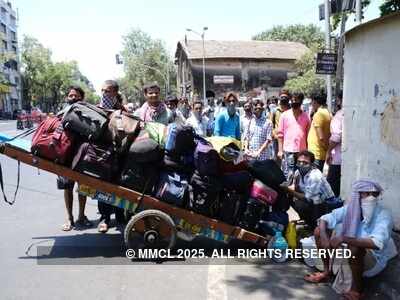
[0, 120, 342, 300]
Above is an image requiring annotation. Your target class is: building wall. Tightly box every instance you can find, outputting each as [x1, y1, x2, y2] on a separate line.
[342, 15, 400, 229]
[0, 0, 20, 115]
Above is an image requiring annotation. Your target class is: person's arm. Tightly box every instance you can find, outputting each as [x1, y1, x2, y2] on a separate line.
[277, 114, 285, 158]
[325, 140, 340, 164]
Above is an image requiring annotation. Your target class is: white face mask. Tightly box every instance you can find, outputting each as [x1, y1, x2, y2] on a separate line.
[361, 195, 378, 224]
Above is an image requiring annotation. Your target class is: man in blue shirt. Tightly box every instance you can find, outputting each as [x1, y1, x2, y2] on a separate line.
[213, 92, 241, 140]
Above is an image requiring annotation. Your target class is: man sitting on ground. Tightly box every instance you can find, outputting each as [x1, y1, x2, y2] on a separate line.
[304, 179, 397, 300]
[281, 150, 335, 229]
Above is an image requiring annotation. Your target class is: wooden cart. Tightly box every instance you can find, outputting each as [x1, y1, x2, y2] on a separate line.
[0, 142, 271, 251]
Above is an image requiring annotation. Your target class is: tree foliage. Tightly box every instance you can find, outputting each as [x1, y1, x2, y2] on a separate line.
[284, 51, 325, 96]
[380, 0, 400, 16]
[120, 28, 176, 104]
[253, 24, 325, 49]
[21, 35, 98, 111]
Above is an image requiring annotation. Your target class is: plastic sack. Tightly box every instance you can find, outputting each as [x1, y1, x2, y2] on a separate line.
[285, 221, 297, 249]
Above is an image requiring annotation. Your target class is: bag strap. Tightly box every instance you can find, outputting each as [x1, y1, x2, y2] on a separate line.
[0, 160, 21, 205]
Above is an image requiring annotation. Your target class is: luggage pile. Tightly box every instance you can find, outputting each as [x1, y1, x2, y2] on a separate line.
[31, 102, 290, 236]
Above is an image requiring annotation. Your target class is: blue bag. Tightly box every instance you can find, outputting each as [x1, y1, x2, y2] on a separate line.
[154, 172, 189, 207]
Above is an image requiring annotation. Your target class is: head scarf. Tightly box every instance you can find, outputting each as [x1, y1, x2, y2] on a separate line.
[342, 179, 383, 238]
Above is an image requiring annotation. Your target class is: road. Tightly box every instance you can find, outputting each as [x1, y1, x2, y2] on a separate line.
[0, 120, 350, 300]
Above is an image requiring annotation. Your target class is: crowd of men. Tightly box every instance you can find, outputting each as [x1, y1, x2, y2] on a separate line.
[58, 80, 396, 300]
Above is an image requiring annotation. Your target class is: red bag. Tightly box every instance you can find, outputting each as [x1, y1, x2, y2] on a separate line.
[250, 179, 278, 205]
[31, 116, 75, 165]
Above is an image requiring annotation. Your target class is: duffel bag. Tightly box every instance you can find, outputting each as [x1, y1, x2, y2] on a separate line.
[206, 136, 241, 162]
[250, 179, 278, 205]
[108, 110, 141, 152]
[62, 101, 109, 141]
[31, 116, 75, 165]
[71, 142, 118, 181]
[238, 198, 267, 232]
[218, 189, 243, 225]
[194, 139, 220, 176]
[120, 161, 159, 194]
[248, 159, 286, 190]
[221, 171, 253, 193]
[128, 132, 164, 163]
[154, 172, 189, 207]
[190, 171, 222, 217]
[165, 123, 196, 157]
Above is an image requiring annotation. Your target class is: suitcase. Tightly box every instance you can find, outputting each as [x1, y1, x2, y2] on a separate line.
[154, 172, 189, 207]
[31, 116, 75, 165]
[248, 159, 286, 190]
[128, 133, 164, 163]
[120, 161, 159, 194]
[238, 198, 267, 232]
[71, 142, 117, 181]
[219, 189, 243, 225]
[194, 139, 220, 176]
[62, 101, 109, 141]
[190, 171, 222, 217]
[165, 123, 196, 156]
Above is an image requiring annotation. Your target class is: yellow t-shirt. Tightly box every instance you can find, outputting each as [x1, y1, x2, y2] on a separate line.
[307, 107, 331, 160]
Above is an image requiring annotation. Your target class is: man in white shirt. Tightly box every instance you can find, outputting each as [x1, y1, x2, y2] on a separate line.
[185, 100, 210, 137]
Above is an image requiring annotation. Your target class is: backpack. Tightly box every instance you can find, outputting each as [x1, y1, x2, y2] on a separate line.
[218, 189, 244, 225]
[194, 139, 220, 176]
[250, 179, 278, 206]
[238, 198, 267, 232]
[190, 171, 222, 217]
[154, 172, 189, 207]
[128, 132, 164, 163]
[248, 159, 286, 190]
[71, 142, 118, 181]
[31, 116, 75, 165]
[62, 101, 109, 141]
[120, 161, 159, 194]
[108, 110, 141, 153]
[165, 123, 196, 157]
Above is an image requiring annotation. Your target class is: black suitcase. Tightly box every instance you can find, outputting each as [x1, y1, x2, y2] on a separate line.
[120, 161, 159, 194]
[62, 101, 109, 141]
[219, 189, 243, 225]
[190, 171, 222, 217]
[238, 198, 267, 232]
[248, 159, 286, 190]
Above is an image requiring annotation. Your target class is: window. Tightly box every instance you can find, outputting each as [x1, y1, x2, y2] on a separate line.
[10, 15, 16, 27]
[3, 40, 7, 50]
[1, 7, 6, 19]
[0, 23, 6, 34]
[12, 45, 16, 53]
[10, 30, 16, 41]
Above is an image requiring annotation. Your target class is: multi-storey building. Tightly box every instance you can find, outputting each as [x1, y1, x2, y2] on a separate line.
[0, 0, 20, 117]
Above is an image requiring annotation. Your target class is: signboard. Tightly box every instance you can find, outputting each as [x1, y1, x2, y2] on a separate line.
[316, 53, 337, 75]
[319, 0, 355, 20]
[213, 75, 234, 84]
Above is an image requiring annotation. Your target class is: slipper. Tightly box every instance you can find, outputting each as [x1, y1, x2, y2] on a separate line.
[75, 216, 93, 228]
[62, 219, 74, 231]
[340, 291, 364, 300]
[304, 272, 330, 283]
[98, 221, 109, 233]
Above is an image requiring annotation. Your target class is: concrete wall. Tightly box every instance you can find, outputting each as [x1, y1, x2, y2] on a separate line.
[342, 14, 400, 229]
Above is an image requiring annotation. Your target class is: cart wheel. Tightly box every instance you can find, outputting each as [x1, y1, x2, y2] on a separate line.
[124, 209, 176, 250]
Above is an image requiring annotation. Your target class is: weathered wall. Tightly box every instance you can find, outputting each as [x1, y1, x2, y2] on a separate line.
[342, 15, 400, 229]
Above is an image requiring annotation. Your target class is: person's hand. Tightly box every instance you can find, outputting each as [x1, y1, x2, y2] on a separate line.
[277, 151, 283, 160]
[320, 234, 331, 249]
[330, 235, 344, 249]
[325, 152, 332, 165]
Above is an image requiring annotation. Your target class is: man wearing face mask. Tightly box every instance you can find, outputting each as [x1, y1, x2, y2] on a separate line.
[185, 100, 210, 136]
[305, 180, 397, 300]
[178, 97, 191, 120]
[165, 95, 186, 126]
[281, 150, 335, 229]
[99, 80, 123, 110]
[240, 99, 253, 138]
[277, 92, 311, 181]
[213, 92, 241, 140]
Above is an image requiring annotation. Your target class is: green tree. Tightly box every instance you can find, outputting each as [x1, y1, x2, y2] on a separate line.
[120, 28, 176, 104]
[283, 51, 325, 96]
[253, 24, 325, 49]
[380, 0, 400, 16]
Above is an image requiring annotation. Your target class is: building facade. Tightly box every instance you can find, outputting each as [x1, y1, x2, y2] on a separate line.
[342, 12, 400, 230]
[175, 40, 309, 100]
[0, 0, 20, 117]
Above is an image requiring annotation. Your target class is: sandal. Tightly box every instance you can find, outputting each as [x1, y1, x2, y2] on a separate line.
[62, 219, 75, 231]
[304, 272, 330, 283]
[98, 221, 109, 233]
[75, 216, 93, 228]
[340, 291, 364, 300]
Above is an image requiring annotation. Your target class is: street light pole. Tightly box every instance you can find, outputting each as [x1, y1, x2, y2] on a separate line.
[187, 27, 208, 105]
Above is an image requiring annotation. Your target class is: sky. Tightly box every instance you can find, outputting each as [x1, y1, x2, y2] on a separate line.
[14, 0, 383, 93]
